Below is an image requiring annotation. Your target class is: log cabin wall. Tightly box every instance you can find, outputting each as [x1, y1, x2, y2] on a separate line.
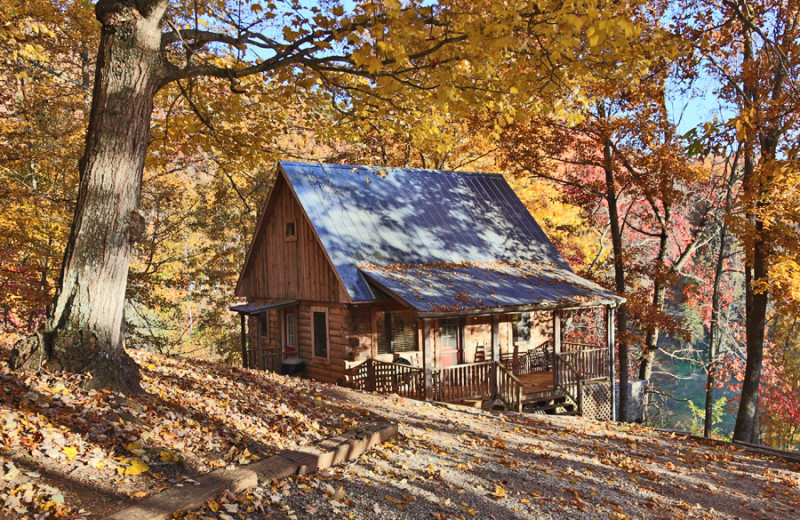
[238, 173, 346, 303]
[343, 300, 411, 365]
[296, 301, 347, 383]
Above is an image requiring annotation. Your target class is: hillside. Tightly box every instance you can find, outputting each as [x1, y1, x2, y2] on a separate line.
[1, 347, 799, 519]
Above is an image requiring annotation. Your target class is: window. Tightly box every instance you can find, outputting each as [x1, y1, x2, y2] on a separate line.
[376, 311, 416, 354]
[285, 311, 296, 350]
[312, 307, 328, 360]
[511, 312, 532, 346]
[285, 220, 296, 241]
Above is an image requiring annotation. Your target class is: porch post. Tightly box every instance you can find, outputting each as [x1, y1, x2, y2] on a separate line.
[256, 313, 265, 370]
[423, 319, 433, 400]
[553, 310, 562, 355]
[491, 314, 500, 398]
[607, 306, 617, 421]
[553, 310, 562, 388]
[491, 314, 500, 361]
[240, 313, 248, 368]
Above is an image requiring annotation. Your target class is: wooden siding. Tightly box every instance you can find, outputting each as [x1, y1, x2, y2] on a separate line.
[239, 174, 344, 303]
[245, 302, 555, 385]
[345, 300, 418, 365]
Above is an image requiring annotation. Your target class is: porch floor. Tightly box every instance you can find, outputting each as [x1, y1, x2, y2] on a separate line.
[517, 370, 556, 394]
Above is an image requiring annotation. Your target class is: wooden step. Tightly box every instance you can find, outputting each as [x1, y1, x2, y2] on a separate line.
[519, 389, 580, 416]
[522, 389, 566, 404]
[523, 401, 573, 413]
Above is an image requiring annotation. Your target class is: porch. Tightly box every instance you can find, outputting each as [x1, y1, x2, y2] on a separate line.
[345, 306, 618, 421]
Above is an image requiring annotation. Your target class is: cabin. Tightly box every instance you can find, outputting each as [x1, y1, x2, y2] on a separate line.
[231, 162, 625, 419]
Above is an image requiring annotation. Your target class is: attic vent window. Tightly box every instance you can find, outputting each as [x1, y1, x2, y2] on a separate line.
[285, 221, 296, 241]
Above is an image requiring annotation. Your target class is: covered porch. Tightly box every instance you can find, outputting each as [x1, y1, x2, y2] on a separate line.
[345, 261, 624, 420]
[346, 305, 619, 420]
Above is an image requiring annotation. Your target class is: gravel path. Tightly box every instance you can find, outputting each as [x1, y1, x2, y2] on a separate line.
[179, 386, 800, 520]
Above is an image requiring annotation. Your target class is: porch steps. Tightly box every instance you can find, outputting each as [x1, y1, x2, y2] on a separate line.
[521, 390, 577, 416]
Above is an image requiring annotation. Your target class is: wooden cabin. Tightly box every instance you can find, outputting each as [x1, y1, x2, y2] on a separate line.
[231, 162, 625, 419]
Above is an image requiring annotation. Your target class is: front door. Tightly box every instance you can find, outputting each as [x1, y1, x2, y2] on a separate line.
[283, 309, 297, 359]
[439, 318, 460, 367]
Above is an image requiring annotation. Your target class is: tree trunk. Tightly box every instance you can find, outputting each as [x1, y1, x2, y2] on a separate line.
[10, 0, 169, 393]
[733, 13, 775, 442]
[638, 225, 669, 383]
[599, 103, 629, 421]
[705, 161, 736, 438]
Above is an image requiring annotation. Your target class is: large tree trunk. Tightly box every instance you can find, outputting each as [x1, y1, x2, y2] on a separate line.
[732, 11, 776, 442]
[10, 0, 168, 393]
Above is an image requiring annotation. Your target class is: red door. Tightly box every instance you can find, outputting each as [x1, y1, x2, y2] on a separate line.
[283, 309, 297, 359]
[439, 318, 460, 367]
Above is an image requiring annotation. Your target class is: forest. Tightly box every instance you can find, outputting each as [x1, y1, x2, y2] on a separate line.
[1, 0, 799, 453]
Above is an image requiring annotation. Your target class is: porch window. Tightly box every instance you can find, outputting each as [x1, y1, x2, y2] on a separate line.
[312, 307, 329, 360]
[511, 312, 532, 346]
[376, 311, 415, 354]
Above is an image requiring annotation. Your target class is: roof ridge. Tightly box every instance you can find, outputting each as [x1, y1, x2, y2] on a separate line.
[278, 160, 503, 178]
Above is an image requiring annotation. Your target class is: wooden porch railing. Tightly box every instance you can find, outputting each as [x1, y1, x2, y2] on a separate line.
[497, 362, 524, 412]
[559, 346, 609, 380]
[554, 353, 583, 414]
[431, 361, 496, 402]
[501, 340, 554, 376]
[554, 345, 609, 415]
[346, 359, 425, 400]
[245, 347, 282, 373]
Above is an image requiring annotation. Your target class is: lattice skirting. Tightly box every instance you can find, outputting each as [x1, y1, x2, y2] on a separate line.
[581, 381, 612, 421]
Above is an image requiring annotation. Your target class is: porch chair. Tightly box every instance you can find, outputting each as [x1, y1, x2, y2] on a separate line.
[474, 342, 486, 362]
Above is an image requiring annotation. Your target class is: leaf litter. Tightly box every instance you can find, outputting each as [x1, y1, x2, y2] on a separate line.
[2, 342, 799, 519]
[0, 345, 363, 518]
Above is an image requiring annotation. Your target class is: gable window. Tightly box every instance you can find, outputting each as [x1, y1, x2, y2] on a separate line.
[376, 311, 416, 354]
[312, 307, 329, 360]
[285, 220, 296, 241]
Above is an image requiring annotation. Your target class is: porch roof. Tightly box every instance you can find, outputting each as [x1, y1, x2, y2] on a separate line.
[229, 300, 298, 315]
[359, 261, 623, 317]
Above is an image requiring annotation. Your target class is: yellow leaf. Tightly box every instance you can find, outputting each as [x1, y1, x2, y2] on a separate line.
[208, 500, 219, 512]
[159, 450, 180, 463]
[62, 446, 78, 461]
[124, 459, 150, 476]
[490, 484, 507, 499]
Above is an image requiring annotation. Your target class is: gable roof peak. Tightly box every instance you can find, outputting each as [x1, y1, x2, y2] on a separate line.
[278, 161, 572, 302]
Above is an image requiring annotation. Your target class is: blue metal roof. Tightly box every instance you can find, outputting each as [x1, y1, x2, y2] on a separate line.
[280, 161, 622, 309]
[360, 262, 621, 315]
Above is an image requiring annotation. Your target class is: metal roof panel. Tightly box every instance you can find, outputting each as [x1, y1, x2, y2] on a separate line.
[360, 262, 623, 314]
[279, 162, 593, 303]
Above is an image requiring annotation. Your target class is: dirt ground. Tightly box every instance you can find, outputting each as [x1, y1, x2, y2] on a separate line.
[181, 388, 800, 520]
[2, 347, 799, 519]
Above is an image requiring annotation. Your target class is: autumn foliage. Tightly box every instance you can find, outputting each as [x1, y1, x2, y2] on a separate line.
[1, 0, 799, 462]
